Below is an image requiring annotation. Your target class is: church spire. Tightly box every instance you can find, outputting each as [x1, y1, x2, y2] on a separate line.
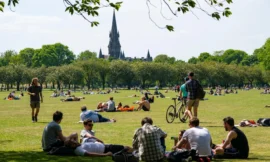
[146, 50, 152, 61]
[98, 48, 103, 58]
[108, 10, 121, 59]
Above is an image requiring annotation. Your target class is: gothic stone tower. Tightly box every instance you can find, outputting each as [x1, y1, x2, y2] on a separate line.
[108, 10, 121, 59]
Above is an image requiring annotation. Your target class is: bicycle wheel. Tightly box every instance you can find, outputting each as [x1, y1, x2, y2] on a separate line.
[178, 104, 188, 123]
[166, 105, 175, 123]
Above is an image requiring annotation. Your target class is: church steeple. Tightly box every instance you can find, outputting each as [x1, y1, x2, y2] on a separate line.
[146, 50, 152, 61]
[108, 10, 121, 59]
[98, 48, 103, 58]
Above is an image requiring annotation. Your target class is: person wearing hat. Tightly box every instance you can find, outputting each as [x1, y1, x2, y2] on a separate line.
[80, 106, 116, 123]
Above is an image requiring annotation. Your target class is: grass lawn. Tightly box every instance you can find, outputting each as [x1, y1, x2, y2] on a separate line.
[0, 89, 270, 162]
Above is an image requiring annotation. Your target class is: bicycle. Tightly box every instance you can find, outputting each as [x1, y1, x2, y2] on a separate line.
[166, 97, 188, 123]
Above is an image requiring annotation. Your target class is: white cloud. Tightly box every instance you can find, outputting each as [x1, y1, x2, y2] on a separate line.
[0, 12, 62, 33]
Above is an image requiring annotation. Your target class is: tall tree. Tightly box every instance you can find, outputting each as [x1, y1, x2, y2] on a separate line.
[32, 43, 75, 67]
[18, 48, 35, 67]
[154, 54, 175, 64]
[77, 50, 97, 61]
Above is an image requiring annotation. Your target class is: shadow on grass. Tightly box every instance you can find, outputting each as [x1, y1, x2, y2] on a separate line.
[0, 140, 12, 144]
[0, 151, 112, 162]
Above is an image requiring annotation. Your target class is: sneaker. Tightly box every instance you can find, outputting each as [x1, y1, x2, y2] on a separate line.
[32, 116, 35, 123]
[180, 118, 186, 123]
[35, 116, 38, 122]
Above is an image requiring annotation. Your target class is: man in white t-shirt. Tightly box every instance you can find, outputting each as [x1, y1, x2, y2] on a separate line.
[173, 117, 212, 157]
[64, 138, 130, 157]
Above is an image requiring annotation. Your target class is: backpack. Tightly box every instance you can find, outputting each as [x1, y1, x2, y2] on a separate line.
[112, 149, 139, 162]
[196, 80, 206, 99]
[257, 118, 270, 126]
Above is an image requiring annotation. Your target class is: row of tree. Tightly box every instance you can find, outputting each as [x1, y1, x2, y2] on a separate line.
[0, 59, 267, 91]
[1, 38, 270, 69]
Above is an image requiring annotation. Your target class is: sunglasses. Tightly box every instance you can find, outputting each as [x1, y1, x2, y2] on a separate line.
[88, 124, 93, 126]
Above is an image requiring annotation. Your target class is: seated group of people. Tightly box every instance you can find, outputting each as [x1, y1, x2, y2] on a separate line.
[50, 90, 70, 97]
[42, 113, 249, 161]
[96, 96, 151, 112]
[224, 88, 238, 94]
[4, 91, 22, 100]
[172, 117, 249, 160]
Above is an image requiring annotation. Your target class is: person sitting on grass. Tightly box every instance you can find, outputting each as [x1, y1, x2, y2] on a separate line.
[213, 116, 249, 159]
[172, 130, 190, 151]
[96, 102, 108, 111]
[61, 96, 85, 102]
[136, 97, 150, 111]
[80, 119, 104, 144]
[5, 91, 20, 100]
[106, 97, 116, 112]
[133, 117, 167, 161]
[80, 106, 116, 123]
[144, 92, 154, 103]
[42, 111, 78, 152]
[172, 118, 212, 157]
[64, 138, 131, 157]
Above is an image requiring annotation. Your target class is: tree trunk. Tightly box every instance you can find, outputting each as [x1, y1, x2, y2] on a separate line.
[57, 81, 61, 90]
[6, 84, 9, 91]
[68, 84, 71, 90]
[16, 82, 20, 91]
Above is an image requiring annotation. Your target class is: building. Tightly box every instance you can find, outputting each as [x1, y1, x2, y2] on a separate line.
[99, 11, 152, 62]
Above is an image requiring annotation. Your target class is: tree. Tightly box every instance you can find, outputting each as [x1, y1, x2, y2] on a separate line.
[96, 59, 110, 90]
[0, 0, 233, 31]
[18, 48, 35, 67]
[198, 52, 211, 62]
[132, 62, 153, 88]
[77, 50, 97, 61]
[109, 60, 135, 89]
[9, 64, 28, 91]
[32, 43, 75, 67]
[77, 59, 99, 90]
[256, 38, 270, 70]
[188, 57, 198, 64]
[0, 66, 14, 91]
[221, 49, 248, 64]
[0, 50, 17, 66]
[61, 65, 84, 89]
[154, 54, 175, 64]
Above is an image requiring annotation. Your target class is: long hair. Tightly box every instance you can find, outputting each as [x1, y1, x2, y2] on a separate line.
[31, 78, 38, 86]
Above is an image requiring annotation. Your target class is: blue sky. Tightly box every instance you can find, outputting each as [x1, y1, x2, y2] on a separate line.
[0, 0, 270, 61]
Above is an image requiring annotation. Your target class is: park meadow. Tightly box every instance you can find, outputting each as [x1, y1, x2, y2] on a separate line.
[0, 89, 270, 162]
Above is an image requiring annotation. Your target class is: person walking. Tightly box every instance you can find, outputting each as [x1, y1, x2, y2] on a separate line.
[28, 77, 43, 122]
[185, 72, 200, 119]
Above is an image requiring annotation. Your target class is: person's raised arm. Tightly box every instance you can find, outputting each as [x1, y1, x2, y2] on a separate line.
[57, 130, 67, 141]
[173, 138, 188, 150]
[222, 131, 237, 149]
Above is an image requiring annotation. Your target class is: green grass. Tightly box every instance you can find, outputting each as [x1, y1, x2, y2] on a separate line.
[0, 89, 270, 162]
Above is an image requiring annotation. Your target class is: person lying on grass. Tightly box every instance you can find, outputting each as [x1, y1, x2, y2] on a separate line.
[64, 138, 131, 157]
[80, 106, 116, 123]
[136, 97, 150, 111]
[61, 96, 85, 102]
[80, 119, 104, 144]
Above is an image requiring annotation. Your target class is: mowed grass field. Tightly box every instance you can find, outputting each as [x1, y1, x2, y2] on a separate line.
[0, 89, 270, 162]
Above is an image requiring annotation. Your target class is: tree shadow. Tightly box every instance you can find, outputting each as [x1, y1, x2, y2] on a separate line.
[0, 140, 12, 144]
[0, 151, 112, 162]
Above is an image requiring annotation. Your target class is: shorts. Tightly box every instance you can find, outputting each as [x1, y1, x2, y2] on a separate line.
[30, 101, 40, 109]
[216, 148, 245, 159]
[186, 99, 199, 108]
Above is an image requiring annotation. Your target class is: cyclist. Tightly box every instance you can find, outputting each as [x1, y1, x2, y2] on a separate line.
[179, 77, 189, 122]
